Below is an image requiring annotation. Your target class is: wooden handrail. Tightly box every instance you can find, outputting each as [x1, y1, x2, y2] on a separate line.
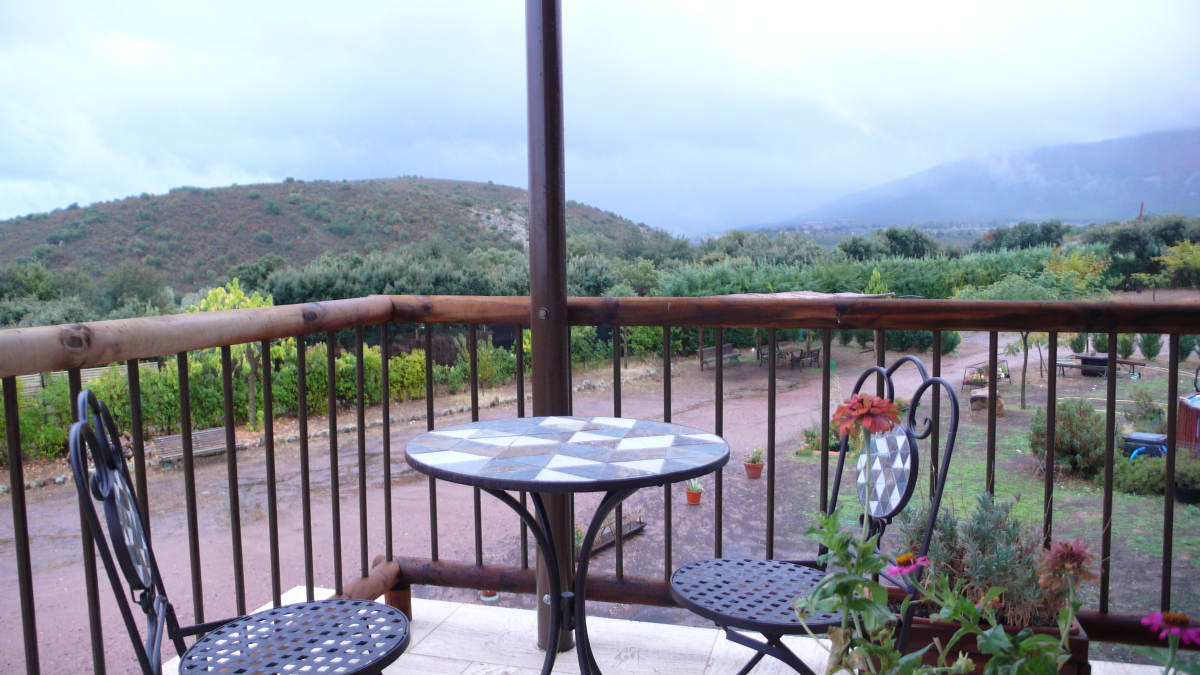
[2, 293, 1199, 379]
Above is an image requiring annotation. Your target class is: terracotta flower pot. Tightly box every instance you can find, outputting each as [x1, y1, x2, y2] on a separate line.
[744, 461, 763, 479]
[686, 489, 703, 505]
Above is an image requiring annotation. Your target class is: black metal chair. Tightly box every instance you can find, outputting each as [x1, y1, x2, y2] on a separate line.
[669, 356, 959, 675]
[68, 390, 410, 675]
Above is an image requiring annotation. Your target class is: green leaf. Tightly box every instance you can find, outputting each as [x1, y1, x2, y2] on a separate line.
[977, 626, 1014, 654]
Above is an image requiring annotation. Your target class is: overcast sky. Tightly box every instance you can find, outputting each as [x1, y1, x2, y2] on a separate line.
[2, 1, 1199, 234]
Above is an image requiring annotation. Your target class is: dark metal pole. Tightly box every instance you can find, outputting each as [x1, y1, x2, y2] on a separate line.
[4, 377, 40, 675]
[527, 0, 573, 653]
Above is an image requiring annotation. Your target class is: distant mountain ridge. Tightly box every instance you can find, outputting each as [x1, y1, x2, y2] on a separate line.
[779, 127, 1200, 227]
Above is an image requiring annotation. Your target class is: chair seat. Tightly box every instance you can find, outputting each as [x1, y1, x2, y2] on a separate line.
[669, 558, 840, 635]
[180, 599, 409, 675]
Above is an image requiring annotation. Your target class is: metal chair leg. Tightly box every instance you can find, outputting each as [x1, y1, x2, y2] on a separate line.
[722, 626, 819, 675]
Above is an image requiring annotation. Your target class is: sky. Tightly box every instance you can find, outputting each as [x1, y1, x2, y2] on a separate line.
[2, 1, 1199, 234]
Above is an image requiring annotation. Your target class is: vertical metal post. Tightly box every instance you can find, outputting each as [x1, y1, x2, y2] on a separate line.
[930, 332, 941, 494]
[326, 332, 342, 595]
[1043, 333, 1058, 548]
[516, 325, 526, 418]
[714, 326, 724, 558]
[261, 340, 281, 607]
[178, 352, 205, 622]
[4, 377, 40, 675]
[1163, 334, 1180, 610]
[298, 339, 315, 600]
[875, 329, 885, 397]
[381, 324, 394, 562]
[767, 329, 776, 559]
[820, 329, 832, 515]
[612, 325, 621, 417]
[468, 325, 483, 565]
[356, 327, 369, 579]
[220, 346, 246, 616]
[126, 360, 149, 537]
[1100, 332, 1118, 612]
[527, 0, 573, 651]
[425, 327, 439, 562]
[70, 368, 105, 675]
[986, 332, 998, 495]
[663, 325, 672, 580]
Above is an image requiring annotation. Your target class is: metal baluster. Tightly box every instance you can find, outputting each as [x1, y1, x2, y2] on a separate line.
[382, 323, 393, 562]
[4, 377, 40, 675]
[614, 324, 624, 576]
[1163, 334, 1180, 610]
[663, 326, 672, 580]
[986, 332, 998, 495]
[469, 325, 483, 566]
[127, 359, 149, 538]
[326, 332, 342, 595]
[220, 346, 246, 615]
[767, 329, 776, 559]
[425, 325, 439, 561]
[1100, 332, 1118, 612]
[178, 352, 205, 622]
[516, 324, 526, 418]
[930, 332, 941, 494]
[297, 339, 315, 600]
[820, 329, 832, 515]
[356, 326, 369, 579]
[1042, 333, 1058, 548]
[262, 340, 281, 607]
[69, 368, 105, 675]
[521, 491, 530, 570]
[714, 326, 724, 558]
[875, 329, 885, 397]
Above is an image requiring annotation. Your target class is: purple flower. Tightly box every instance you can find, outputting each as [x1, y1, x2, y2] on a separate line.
[1142, 611, 1200, 646]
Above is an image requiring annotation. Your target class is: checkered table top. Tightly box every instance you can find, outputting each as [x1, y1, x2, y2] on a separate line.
[405, 416, 730, 493]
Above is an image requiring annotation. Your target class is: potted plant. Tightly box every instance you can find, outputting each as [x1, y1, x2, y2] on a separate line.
[892, 494, 1094, 674]
[744, 448, 764, 479]
[685, 478, 704, 505]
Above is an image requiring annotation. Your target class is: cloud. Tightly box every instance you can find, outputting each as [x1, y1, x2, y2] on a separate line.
[1, 0, 1199, 233]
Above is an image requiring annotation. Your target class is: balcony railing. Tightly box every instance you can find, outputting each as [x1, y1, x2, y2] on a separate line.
[3, 293, 1199, 673]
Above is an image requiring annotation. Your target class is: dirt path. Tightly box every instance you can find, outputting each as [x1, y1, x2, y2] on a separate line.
[2, 329, 1192, 672]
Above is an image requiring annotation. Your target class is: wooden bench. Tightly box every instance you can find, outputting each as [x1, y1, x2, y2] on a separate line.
[789, 347, 821, 370]
[154, 428, 238, 466]
[700, 344, 740, 368]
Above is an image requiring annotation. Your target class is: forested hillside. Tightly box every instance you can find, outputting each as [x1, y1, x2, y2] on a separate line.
[0, 177, 650, 291]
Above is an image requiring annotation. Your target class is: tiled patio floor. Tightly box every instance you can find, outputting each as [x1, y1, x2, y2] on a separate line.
[165, 586, 1163, 675]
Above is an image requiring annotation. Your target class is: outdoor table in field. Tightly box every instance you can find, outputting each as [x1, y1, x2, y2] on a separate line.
[404, 415, 731, 675]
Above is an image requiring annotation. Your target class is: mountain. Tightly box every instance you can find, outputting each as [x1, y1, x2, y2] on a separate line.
[781, 127, 1200, 227]
[0, 177, 647, 291]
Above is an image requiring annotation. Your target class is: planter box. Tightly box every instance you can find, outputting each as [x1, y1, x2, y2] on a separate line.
[888, 588, 1090, 675]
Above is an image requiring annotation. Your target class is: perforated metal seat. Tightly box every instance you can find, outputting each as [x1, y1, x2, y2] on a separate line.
[668, 356, 960, 675]
[68, 391, 410, 675]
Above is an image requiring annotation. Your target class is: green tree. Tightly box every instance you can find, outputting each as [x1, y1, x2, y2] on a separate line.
[864, 267, 890, 295]
[1154, 240, 1200, 288]
[185, 279, 276, 427]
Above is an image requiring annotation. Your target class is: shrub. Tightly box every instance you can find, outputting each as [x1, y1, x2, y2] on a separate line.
[940, 330, 962, 355]
[1125, 386, 1165, 433]
[144, 256, 163, 268]
[264, 199, 281, 216]
[1030, 398, 1106, 479]
[286, 193, 303, 205]
[254, 231, 274, 245]
[1113, 456, 1167, 495]
[1117, 333, 1135, 359]
[247, 190, 261, 200]
[1138, 333, 1163, 360]
[885, 330, 934, 353]
[389, 349, 427, 400]
[1090, 333, 1111, 353]
[1177, 335, 1197, 364]
[1067, 333, 1088, 354]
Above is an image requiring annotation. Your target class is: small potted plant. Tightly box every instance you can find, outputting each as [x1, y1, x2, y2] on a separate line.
[685, 477, 704, 504]
[744, 448, 764, 479]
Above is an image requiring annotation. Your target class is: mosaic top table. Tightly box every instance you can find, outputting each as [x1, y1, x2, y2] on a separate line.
[405, 415, 730, 675]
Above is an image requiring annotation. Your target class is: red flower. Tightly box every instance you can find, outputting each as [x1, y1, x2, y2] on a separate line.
[832, 393, 900, 439]
[1143, 611, 1200, 646]
[1038, 539, 1098, 591]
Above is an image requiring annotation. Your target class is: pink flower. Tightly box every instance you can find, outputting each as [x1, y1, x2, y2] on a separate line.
[1142, 611, 1200, 646]
[887, 553, 929, 577]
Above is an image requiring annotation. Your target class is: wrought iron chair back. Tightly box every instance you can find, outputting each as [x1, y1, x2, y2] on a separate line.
[824, 355, 961, 646]
[68, 390, 225, 675]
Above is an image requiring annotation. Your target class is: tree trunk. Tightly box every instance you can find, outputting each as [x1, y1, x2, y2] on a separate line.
[1020, 332, 1030, 410]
